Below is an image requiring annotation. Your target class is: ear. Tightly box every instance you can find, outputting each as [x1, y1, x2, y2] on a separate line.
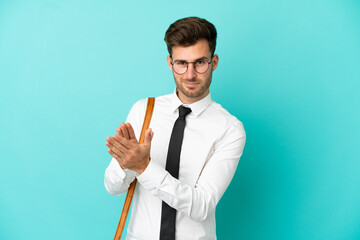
[166, 56, 173, 71]
[211, 54, 219, 72]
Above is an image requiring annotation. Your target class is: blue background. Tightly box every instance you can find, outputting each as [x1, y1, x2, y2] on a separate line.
[1, 0, 359, 239]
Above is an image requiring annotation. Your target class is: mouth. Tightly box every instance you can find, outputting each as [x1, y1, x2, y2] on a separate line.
[184, 81, 199, 88]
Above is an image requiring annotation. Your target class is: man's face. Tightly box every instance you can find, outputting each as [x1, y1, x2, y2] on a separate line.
[167, 39, 219, 104]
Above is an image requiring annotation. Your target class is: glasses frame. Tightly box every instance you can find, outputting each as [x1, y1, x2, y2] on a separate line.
[170, 56, 214, 75]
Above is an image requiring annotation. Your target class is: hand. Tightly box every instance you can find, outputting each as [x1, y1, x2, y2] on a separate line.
[109, 122, 132, 170]
[106, 122, 154, 174]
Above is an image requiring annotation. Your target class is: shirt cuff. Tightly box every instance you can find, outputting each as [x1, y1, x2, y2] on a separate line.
[110, 158, 128, 179]
[137, 160, 167, 190]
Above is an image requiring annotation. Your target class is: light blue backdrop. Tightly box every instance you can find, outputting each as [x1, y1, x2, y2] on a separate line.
[1, 0, 359, 239]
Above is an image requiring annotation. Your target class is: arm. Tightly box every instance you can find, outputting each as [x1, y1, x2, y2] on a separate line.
[104, 158, 136, 195]
[104, 100, 145, 195]
[137, 121, 246, 221]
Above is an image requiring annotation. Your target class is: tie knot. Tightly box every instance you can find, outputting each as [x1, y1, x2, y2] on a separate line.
[178, 105, 192, 118]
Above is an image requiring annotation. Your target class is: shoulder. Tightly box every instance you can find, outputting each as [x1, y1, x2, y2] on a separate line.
[200, 101, 246, 145]
[153, 93, 173, 107]
[129, 93, 173, 118]
[133, 93, 173, 107]
[205, 101, 246, 149]
[131, 97, 148, 109]
[208, 101, 245, 132]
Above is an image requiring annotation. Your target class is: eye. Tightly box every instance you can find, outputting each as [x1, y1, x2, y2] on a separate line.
[175, 61, 187, 66]
[196, 60, 206, 66]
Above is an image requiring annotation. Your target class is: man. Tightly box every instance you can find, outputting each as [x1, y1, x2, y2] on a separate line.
[105, 17, 246, 240]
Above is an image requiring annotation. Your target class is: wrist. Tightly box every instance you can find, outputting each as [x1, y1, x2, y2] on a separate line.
[136, 157, 151, 175]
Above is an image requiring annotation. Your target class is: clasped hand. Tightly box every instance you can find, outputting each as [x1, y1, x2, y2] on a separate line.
[106, 122, 153, 174]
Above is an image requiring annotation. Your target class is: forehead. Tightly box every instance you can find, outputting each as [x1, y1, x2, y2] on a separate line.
[171, 39, 211, 61]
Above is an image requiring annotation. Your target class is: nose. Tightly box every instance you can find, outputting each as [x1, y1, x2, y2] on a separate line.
[185, 63, 197, 79]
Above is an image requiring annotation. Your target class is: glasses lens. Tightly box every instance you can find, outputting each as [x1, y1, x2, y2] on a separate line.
[195, 61, 209, 74]
[173, 62, 187, 74]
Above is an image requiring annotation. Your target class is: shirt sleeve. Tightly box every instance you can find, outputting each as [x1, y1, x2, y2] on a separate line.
[104, 99, 146, 195]
[137, 120, 246, 222]
[104, 158, 137, 195]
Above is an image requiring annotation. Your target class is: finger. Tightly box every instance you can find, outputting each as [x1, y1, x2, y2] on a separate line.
[143, 128, 153, 145]
[121, 123, 130, 140]
[107, 136, 129, 153]
[126, 122, 137, 140]
[116, 127, 124, 137]
[108, 148, 123, 165]
[107, 145, 121, 160]
[107, 140, 127, 159]
[112, 134, 132, 150]
[108, 148, 120, 160]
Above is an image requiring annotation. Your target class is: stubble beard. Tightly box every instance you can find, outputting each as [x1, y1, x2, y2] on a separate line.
[173, 74, 212, 100]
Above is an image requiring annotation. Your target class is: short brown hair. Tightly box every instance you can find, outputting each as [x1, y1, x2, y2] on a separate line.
[164, 17, 217, 57]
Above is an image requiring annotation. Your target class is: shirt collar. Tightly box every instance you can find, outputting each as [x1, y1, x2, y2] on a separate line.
[170, 88, 212, 117]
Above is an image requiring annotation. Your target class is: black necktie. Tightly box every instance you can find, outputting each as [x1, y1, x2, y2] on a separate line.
[160, 105, 192, 240]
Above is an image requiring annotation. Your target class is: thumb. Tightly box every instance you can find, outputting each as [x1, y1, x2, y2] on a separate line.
[143, 128, 153, 145]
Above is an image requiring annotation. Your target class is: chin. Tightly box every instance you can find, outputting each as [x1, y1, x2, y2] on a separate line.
[185, 90, 205, 99]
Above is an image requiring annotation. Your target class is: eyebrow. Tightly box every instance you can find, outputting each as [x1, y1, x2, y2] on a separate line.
[173, 56, 210, 62]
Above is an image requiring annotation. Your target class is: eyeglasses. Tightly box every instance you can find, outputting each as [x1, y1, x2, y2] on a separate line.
[170, 57, 213, 75]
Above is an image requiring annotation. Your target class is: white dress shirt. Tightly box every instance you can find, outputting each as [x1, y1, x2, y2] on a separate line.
[104, 91, 246, 240]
